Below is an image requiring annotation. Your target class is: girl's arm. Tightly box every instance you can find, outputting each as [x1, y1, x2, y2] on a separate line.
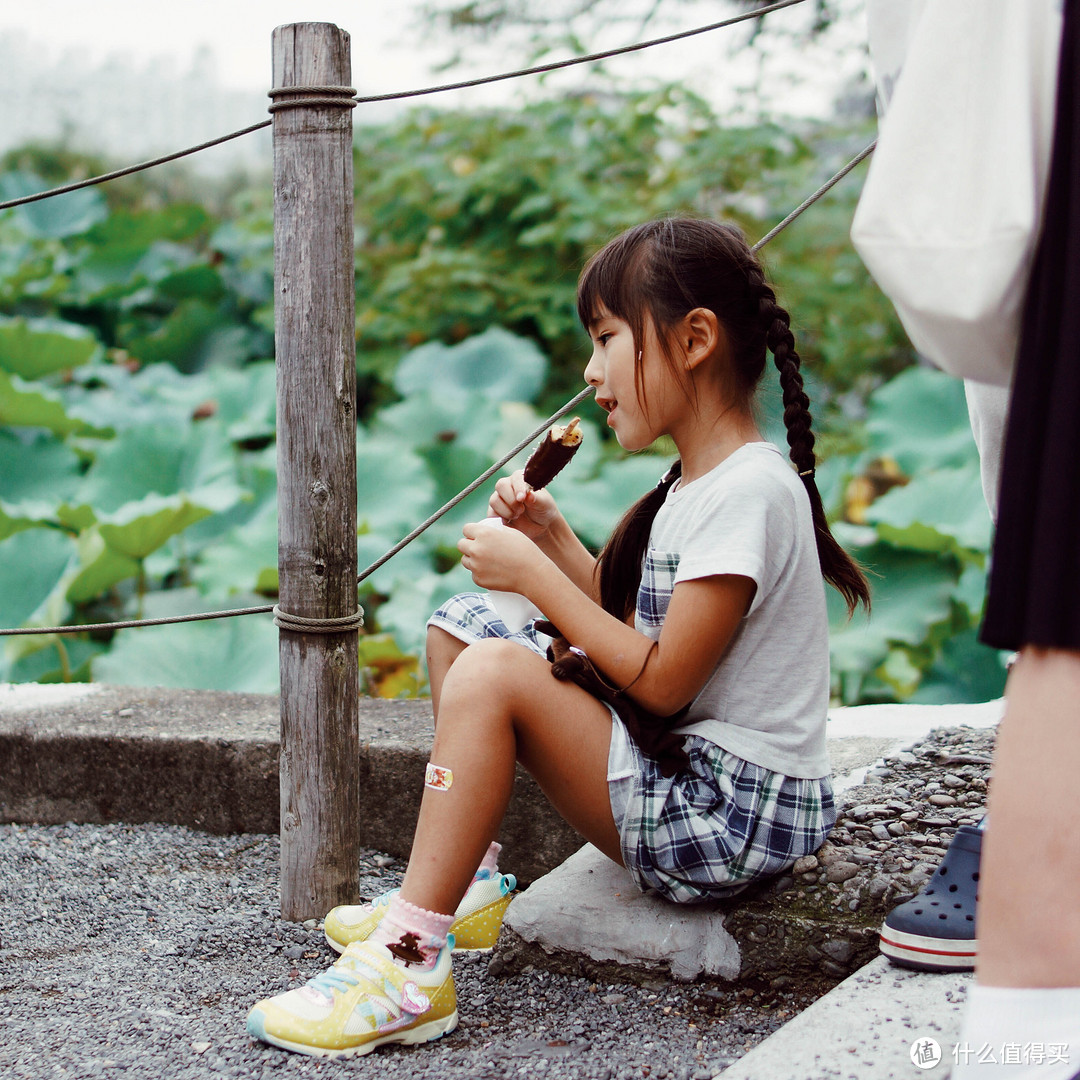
[531, 514, 599, 600]
[461, 523, 753, 713]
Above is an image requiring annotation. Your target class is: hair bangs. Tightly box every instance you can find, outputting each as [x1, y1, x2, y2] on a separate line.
[577, 225, 654, 342]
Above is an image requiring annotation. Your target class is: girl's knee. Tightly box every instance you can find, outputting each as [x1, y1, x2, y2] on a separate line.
[440, 638, 543, 704]
[458, 637, 534, 675]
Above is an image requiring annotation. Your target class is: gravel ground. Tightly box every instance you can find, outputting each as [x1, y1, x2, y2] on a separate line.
[0, 827, 819, 1080]
[0, 721, 996, 1080]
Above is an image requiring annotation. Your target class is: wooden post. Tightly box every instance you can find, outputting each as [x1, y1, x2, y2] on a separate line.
[271, 23, 360, 921]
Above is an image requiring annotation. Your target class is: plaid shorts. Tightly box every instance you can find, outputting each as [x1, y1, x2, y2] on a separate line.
[608, 718, 835, 903]
[427, 590, 552, 657]
[430, 591, 835, 904]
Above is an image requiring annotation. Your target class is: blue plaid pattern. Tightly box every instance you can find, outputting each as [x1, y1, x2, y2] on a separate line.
[636, 549, 680, 630]
[610, 726, 835, 903]
[428, 591, 550, 657]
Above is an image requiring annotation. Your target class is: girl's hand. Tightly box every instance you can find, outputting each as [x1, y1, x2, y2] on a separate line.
[459, 518, 546, 594]
[488, 470, 561, 541]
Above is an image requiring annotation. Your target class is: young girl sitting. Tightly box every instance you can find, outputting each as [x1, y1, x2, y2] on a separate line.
[247, 217, 870, 1058]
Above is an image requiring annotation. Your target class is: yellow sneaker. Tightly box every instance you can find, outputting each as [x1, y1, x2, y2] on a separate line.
[324, 872, 516, 954]
[246, 940, 457, 1058]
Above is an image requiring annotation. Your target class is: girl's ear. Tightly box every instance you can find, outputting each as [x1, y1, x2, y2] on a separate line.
[680, 307, 721, 371]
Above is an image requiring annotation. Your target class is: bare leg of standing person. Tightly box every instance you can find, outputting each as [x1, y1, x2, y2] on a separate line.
[951, 647, 1080, 1079]
[979, 648, 1080, 986]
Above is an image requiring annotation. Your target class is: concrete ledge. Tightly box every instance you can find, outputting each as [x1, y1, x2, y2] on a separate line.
[717, 955, 970, 1080]
[0, 683, 581, 883]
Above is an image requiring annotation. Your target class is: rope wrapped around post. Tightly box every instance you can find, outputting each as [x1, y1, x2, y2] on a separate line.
[271, 606, 365, 633]
[267, 85, 359, 111]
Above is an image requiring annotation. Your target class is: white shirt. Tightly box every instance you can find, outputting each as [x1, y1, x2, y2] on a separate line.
[634, 443, 830, 778]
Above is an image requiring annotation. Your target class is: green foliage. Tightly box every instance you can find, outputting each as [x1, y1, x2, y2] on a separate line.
[825, 368, 1008, 705]
[0, 87, 1000, 705]
[94, 590, 280, 693]
[350, 91, 904, 415]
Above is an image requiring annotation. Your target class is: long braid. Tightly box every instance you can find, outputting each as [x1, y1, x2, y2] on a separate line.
[754, 273, 870, 615]
[578, 217, 869, 621]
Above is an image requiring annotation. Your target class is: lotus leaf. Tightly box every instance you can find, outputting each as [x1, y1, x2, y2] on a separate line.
[0, 172, 107, 238]
[864, 465, 992, 561]
[94, 596, 278, 693]
[864, 367, 979, 474]
[393, 327, 546, 403]
[0, 527, 76, 633]
[828, 541, 960, 703]
[0, 316, 100, 379]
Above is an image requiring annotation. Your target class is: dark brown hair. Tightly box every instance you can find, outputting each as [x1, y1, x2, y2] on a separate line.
[578, 218, 870, 618]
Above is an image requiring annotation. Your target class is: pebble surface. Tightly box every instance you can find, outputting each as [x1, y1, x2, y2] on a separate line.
[822, 723, 992, 913]
[0, 826, 815, 1080]
[0, 723, 995, 1079]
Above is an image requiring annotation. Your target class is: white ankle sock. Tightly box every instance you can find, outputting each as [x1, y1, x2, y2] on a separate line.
[951, 985, 1080, 1079]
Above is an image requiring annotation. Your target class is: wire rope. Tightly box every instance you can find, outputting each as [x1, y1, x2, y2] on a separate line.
[0, 137, 873, 640]
[0, 0, 807, 212]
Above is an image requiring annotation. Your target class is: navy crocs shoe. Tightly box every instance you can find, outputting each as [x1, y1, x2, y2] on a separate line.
[879, 824, 981, 972]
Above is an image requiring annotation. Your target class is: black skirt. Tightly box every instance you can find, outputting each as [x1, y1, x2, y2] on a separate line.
[982, 0, 1080, 651]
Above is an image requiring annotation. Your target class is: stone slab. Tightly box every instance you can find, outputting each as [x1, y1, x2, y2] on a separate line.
[0, 682, 580, 882]
[502, 843, 741, 983]
[717, 955, 971, 1080]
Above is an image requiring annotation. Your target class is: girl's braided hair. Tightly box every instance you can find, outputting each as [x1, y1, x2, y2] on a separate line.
[577, 217, 870, 621]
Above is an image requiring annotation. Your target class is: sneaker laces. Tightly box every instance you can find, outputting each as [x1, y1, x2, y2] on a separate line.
[308, 966, 361, 998]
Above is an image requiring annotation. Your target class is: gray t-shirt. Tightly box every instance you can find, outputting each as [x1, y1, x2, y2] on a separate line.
[635, 442, 830, 779]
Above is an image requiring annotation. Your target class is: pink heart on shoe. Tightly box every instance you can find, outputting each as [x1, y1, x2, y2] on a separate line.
[400, 981, 430, 1017]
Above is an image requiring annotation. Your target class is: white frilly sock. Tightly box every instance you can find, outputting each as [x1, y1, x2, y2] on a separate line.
[370, 894, 454, 968]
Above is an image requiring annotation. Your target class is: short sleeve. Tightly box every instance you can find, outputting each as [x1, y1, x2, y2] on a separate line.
[672, 469, 799, 615]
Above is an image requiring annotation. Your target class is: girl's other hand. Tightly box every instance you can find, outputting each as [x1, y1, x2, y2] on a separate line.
[489, 470, 560, 541]
[460, 518, 544, 593]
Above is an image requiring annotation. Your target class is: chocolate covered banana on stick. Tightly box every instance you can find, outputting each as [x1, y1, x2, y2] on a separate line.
[522, 418, 582, 490]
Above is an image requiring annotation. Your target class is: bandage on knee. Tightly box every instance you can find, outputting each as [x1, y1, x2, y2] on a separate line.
[424, 762, 453, 791]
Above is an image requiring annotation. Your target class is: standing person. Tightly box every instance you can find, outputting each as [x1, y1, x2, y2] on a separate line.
[865, 0, 1002, 975]
[246, 218, 870, 1059]
[853, 1, 1080, 1072]
[954, 1, 1080, 1073]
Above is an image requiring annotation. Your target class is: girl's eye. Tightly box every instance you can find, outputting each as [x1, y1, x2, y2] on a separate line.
[597, 332, 613, 346]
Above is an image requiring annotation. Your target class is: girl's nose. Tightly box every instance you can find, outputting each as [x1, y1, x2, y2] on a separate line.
[583, 350, 603, 387]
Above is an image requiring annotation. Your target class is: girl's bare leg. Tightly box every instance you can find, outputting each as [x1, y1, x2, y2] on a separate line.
[425, 625, 469, 720]
[399, 638, 622, 916]
[978, 646, 1080, 986]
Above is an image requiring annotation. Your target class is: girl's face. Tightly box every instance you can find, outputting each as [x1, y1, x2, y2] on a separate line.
[583, 308, 679, 452]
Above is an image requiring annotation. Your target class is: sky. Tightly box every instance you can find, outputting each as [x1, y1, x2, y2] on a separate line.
[3, 0, 870, 114]
[5, 1, 438, 95]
